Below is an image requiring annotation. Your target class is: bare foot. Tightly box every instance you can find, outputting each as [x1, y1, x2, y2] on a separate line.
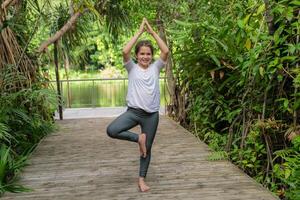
[138, 133, 147, 158]
[138, 177, 150, 192]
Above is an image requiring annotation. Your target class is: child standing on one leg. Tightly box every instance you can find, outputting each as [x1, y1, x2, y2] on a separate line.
[106, 18, 169, 192]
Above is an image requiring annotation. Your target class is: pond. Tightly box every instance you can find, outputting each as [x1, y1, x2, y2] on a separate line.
[51, 78, 169, 108]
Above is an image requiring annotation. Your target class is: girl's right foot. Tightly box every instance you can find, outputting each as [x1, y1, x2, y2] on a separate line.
[138, 133, 147, 158]
[138, 177, 150, 192]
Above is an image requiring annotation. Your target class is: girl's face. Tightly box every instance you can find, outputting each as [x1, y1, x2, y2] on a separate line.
[136, 46, 153, 69]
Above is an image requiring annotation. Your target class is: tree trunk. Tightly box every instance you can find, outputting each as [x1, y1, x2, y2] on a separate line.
[54, 42, 63, 120]
[155, 13, 179, 119]
[263, 0, 275, 35]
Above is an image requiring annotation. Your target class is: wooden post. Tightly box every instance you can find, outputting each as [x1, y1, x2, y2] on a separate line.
[64, 51, 71, 108]
[54, 41, 63, 120]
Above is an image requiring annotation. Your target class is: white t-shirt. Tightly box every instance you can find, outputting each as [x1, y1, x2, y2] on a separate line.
[124, 58, 165, 113]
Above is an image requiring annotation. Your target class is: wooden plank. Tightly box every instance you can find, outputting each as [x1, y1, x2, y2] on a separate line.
[2, 117, 279, 200]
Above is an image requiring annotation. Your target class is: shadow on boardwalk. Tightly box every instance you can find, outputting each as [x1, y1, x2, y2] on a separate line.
[2, 116, 278, 200]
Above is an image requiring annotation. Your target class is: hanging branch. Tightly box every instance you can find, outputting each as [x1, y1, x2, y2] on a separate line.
[38, 8, 88, 53]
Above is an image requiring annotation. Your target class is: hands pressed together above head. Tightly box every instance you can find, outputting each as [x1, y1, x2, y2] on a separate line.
[123, 17, 169, 63]
[138, 18, 155, 35]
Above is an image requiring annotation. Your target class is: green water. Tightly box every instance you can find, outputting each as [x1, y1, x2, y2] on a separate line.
[52, 79, 169, 108]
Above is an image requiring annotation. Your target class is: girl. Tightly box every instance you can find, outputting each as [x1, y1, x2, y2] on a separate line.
[106, 18, 169, 192]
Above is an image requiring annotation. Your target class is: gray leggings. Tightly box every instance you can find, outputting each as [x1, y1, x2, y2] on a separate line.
[106, 107, 159, 177]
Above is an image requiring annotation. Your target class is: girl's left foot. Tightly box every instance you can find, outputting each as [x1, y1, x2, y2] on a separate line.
[138, 177, 150, 192]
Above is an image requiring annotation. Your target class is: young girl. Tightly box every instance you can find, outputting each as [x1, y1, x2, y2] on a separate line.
[106, 18, 169, 192]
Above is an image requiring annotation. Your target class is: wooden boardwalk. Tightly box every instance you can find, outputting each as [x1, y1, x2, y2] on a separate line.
[2, 116, 278, 200]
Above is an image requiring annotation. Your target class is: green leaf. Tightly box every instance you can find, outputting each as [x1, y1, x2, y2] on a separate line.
[259, 66, 264, 77]
[0, 145, 11, 183]
[281, 56, 298, 62]
[174, 19, 194, 27]
[285, 169, 291, 179]
[84, 1, 101, 19]
[274, 25, 285, 44]
[245, 39, 251, 50]
[288, 44, 296, 54]
[242, 160, 248, 164]
[285, 7, 294, 21]
[210, 55, 220, 67]
[208, 151, 228, 161]
[290, 1, 300, 6]
[284, 99, 289, 109]
[211, 37, 228, 52]
[243, 14, 251, 25]
[246, 164, 254, 168]
[237, 20, 244, 29]
[256, 4, 265, 15]
[293, 98, 300, 110]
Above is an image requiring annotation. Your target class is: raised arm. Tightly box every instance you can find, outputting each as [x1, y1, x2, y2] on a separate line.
[122, 19, 146, 63]
[145, 19, 169, 62]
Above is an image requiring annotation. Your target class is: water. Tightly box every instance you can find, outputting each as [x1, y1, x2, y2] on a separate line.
[51, 78, 169, 108]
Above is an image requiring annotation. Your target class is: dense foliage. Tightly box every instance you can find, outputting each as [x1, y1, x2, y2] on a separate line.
[0, 0, 58, 194]
[0, 69, 57, 194]
[160, 0, 300, 199]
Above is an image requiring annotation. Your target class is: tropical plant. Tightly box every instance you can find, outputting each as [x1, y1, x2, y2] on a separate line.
[273, 136, 300, 199]
[156, 0, 300, 199]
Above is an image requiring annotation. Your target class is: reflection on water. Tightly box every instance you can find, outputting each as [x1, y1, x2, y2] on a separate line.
[51, 79, 169, 108]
